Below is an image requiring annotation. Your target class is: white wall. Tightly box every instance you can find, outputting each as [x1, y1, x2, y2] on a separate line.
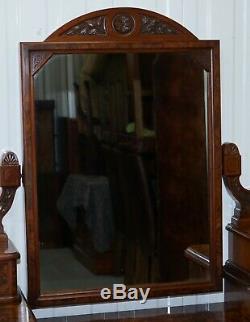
[0, 0, 250, 318]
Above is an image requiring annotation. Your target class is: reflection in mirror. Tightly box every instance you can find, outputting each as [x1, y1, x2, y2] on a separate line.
[34, 52, 210, 293]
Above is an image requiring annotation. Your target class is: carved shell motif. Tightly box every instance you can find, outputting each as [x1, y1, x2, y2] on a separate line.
[0, 151, 20, 233]
[66, 16, 106, 35]
[0, 151, 19, 166]
[141, 15, 177, 34]
[223, 143, 240, 156]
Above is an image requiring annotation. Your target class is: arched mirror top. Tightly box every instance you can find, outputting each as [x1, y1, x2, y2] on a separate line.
[45, 7, 197, 42]
[29, 8, 200, 75]
[21, 6, 222, 308]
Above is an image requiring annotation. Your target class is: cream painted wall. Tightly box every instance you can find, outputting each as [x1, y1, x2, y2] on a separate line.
[0, 0, 250, 318]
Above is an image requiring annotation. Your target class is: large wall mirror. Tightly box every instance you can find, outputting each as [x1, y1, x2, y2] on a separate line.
[21, 8, 222, 308]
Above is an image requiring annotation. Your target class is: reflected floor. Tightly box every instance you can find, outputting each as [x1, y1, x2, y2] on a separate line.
[40, 248, 123, 292]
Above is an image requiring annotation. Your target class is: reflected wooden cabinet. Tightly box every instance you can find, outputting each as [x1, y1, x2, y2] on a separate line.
[35, 100, 55, 173]
[21, 7, 222, 308]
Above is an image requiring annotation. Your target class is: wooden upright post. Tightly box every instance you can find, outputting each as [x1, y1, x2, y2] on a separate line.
[0, 151, 21, 304]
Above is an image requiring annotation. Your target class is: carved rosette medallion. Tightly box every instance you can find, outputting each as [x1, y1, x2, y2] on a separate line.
[141, 15, 177, 34]
[112, 14, 135, 35]
[66, 16, 106, 35]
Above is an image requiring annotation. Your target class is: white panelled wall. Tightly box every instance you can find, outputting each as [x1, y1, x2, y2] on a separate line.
[0, 0, 250, 318]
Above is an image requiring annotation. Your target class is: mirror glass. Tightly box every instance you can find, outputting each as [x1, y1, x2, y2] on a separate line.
[34, 52, 210, 293]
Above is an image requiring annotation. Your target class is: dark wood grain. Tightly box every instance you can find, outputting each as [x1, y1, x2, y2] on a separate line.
[0, 240, 21, 304]
[0, 293, 36, 322]
[154, 52, 210, 282]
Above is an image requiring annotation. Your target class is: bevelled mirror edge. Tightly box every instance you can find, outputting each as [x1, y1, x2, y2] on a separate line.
[20, 7, 222, 308]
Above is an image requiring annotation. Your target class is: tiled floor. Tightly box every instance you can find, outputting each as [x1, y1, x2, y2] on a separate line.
[37, 302, 246, 321]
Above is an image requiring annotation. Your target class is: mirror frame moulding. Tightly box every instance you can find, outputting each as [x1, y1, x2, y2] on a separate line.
[20, 7, 222, 308]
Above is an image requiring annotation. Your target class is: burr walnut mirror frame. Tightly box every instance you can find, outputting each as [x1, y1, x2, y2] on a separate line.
[21, 7, 222, 308]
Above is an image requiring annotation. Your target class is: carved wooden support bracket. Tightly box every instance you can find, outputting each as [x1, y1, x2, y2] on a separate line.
[0, 151, 21, 304]
[222, 143, 250, 228]
[0, 151, 21, 245]
[223, 142, 250, 292]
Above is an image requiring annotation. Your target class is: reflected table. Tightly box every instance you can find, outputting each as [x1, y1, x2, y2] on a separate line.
[57, 175, 114, 252]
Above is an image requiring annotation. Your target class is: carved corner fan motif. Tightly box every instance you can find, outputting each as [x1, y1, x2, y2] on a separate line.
[31, 52, 53, 75]
[63, 13, 177, 37]
[66, 16, 106, 35]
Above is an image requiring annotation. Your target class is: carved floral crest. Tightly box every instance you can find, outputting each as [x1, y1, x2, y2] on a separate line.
[60, 12, 180, 38]
[66, 16, 106, 35]
[141, 15, 177, 34]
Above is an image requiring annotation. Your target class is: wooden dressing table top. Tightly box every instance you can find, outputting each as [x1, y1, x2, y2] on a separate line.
[0, 294, 36, 322]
